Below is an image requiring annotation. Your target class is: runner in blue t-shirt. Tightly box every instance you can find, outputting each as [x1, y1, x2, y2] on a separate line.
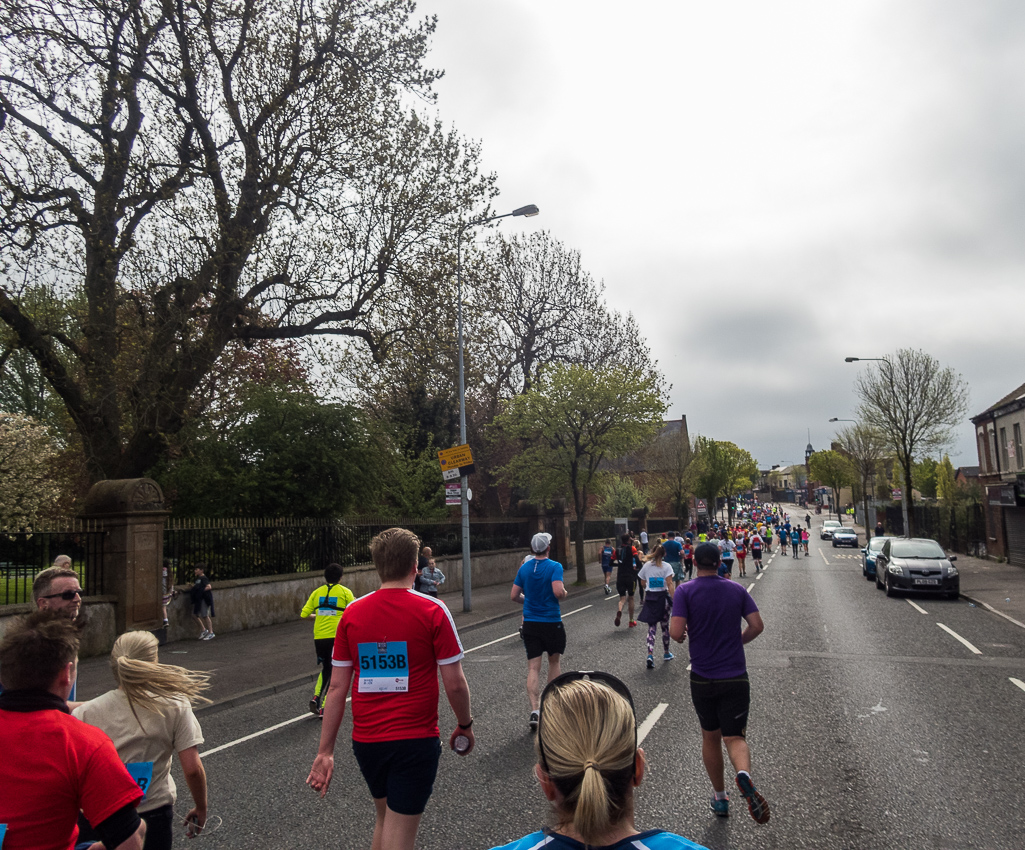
[511, 532, 569, 731]
[662, 531, 684, 582]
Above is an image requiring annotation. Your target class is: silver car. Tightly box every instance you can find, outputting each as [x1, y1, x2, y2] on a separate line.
[874, 537, 959, 599]
[831, 526, 859, 548]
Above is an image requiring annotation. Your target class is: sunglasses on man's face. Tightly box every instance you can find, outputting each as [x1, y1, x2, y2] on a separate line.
[537, 670, 636, 772]
[42, 589, 83, 601]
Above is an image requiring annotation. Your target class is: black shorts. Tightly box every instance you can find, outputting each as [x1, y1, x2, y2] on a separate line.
[690, 672, 750, 738]
[351, 737, 441, 815]
[521, 621, 566, 659]
[616, 572, 636, 597]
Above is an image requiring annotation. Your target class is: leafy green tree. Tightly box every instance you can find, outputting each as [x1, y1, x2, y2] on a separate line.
[157, 388, 374, 518]
[495, 364, 667, 581]
[809, 450, 856, 519]
[597, 475, 653, 519]
[913, 457, 939, 499]
[0, 1, 493, 481]
[693, 438, 758, 526]
[936, 455, 957, 504]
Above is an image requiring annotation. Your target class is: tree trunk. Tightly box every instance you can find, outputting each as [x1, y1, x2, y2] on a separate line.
[575, 514, 587, 584]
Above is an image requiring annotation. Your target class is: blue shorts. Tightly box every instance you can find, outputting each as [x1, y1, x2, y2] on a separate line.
[351, 737, 441, 815]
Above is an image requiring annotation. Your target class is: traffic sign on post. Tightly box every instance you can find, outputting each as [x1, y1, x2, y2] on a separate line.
[438, 444, 476, 477]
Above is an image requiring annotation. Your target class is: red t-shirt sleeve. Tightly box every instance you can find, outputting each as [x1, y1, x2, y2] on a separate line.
[432, 605, 464, 665]
[332, 615, 353, 667]
[80, 736, 144, 828]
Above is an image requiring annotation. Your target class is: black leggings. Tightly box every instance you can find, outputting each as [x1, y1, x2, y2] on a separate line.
[141, 805, 174, 850]
[314, 637, 336, 703]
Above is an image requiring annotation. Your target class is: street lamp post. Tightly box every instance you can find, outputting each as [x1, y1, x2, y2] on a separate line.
[456, 204, 539, 612]
[844, 355, 910, 537]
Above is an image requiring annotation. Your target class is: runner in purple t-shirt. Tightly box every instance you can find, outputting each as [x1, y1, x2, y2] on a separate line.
[670, 542, 770, 825]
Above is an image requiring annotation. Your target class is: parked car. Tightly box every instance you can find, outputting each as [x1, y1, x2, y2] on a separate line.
[861, 536, 894, 579]
[874, 537, 959, 599]
[831, 526, 859, 548]
[820, 520, 842, 540]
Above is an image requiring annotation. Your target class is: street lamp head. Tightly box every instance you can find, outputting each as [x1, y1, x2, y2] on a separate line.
[844, 357, 859, 363]
[512, 204, 540, 218]
[828, 417, 839, 422]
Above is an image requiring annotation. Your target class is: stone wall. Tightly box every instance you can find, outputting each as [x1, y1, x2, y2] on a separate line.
[1, 540, 607, 656]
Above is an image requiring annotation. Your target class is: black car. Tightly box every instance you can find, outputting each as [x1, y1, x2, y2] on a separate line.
[874, 537, 959, 599]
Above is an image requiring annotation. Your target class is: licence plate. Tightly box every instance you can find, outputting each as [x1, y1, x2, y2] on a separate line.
[913, 578, 939, 585]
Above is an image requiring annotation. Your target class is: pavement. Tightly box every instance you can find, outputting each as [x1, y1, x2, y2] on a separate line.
[74, 528, 1025, 715]
[75, 573, 605, 715]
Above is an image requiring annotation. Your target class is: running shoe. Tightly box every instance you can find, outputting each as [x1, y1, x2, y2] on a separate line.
[663, 651, 674, 661]
[735, 772, 770, 824]
[529, 710, 540, 732]
[710, 796, 729, 818]
[309, 697, 320, 716]
[614, 611, 622, 627]
[162, 619, 169, 627]
[202, 632, 216, 640]
[628, 620, 637, 628]
[646, 655, 654, 669]
[604, 584, 611, 595]
[198, 630, 209, 639]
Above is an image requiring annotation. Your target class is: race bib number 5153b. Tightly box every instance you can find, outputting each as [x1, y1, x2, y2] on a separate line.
[357, 641, 409, 693]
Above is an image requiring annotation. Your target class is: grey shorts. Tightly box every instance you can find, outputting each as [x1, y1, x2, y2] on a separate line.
[194, 600, 211, 617]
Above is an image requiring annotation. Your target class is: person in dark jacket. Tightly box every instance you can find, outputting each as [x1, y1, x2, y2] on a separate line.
[190, 564, 215, 640]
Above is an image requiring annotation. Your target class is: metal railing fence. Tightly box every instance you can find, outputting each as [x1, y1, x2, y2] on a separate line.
[0, 521, 106, 605]
[883, 503, 986, 555]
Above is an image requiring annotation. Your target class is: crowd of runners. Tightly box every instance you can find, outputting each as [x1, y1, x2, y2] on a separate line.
[2, 504, 807, 850]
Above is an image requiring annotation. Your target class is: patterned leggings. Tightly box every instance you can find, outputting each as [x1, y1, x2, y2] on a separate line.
[647, 612, 671, 655]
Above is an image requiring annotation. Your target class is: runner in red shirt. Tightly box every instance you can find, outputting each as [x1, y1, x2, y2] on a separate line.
[307, 527, 474, 850]
[0, 610, 145, 850]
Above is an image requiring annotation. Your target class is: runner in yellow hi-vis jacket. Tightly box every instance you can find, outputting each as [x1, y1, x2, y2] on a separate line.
[301, 563, 354, 716]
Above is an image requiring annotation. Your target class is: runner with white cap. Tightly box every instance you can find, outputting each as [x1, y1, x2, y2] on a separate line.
[510, 532, 569, 732]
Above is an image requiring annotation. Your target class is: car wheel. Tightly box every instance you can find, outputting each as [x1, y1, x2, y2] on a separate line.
[947, 591, 959, 600]
[865, 570, 874, 581]
[832, 541, 837, 548]
[885, 575, 896, 597]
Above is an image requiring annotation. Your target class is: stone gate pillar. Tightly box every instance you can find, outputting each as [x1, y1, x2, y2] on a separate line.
[549, 499, 571, 566]
[81, 479, 169, 633]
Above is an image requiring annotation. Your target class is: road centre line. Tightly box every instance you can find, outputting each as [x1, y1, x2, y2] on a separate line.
[936, 623, 982, 655]
[1011, 678, 1025, 694]
[820, 552, 831, 565]
[907, 600, 928, 615]
[203, 606, 598, 758]
[636, 703, 669, 746]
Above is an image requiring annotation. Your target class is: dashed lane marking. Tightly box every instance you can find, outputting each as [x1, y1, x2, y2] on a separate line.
[936, 623, 982, 655]
[820, 552, 831, 565]
[907, 600, 928, 615]
[465, 632, 520, 653]
[636, 702, 669, 745]
[1010, 678, 1025, 694]
[563, 605, 592, 617]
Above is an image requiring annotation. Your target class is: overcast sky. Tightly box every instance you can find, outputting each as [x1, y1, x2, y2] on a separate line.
[416, 0, 1022, 469]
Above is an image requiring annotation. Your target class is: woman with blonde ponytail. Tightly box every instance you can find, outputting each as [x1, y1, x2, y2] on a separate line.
[74, 631, 212, 849]
[491, 671, 708, 850]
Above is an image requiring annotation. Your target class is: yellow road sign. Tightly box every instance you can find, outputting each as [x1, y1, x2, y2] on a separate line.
[438, 444, 474, 470]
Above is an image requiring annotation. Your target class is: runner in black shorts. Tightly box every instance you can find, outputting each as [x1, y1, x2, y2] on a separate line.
[614, 534, 639, 628]
[521, 621, 567, 659]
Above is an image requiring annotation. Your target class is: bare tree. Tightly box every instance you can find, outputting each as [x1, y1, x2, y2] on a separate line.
[0, 1, 493, 480]
[642, 420, 697, 529]
[835, 423, 887, 530]
[854, 349, 969, 534]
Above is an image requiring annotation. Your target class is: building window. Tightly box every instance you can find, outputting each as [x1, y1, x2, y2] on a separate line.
[1015, 423, 1024, 471]
[1001, 427, 1010, 472]
[978, 434, 989, 472]
[991, 429, 1000, 472]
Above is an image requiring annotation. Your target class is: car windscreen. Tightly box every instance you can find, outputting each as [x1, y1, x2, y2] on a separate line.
[890, 540, 945, 559]
[868, 538, 887, 551]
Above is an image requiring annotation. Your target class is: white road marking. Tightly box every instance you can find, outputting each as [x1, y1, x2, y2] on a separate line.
[820, 552, 831, 565]
[203, 709, 328, 757]
[605, 593, 619, 601]
[936, 623, 982, 655]
[755, 572, 764, 580]
[906, 600, 928, 615]
[1010, 678, 1025, 694]
[201, 602, 599, 759]
[464, 632, 520, 653]
[636, 702, 669, 745]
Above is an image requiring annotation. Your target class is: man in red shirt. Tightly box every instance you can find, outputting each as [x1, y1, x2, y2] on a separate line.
[307, 527, 474, 850]
[0, 610, 146, 850]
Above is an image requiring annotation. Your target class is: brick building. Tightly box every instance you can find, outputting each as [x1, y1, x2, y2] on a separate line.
[970, 381, 1025, 566]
